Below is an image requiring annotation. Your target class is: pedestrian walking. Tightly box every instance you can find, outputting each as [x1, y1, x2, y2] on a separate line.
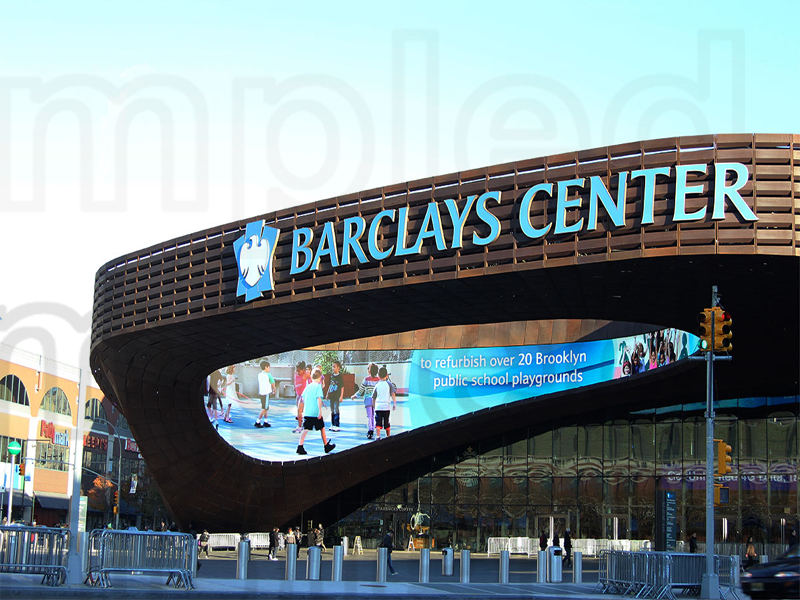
[269, 527, 279, 560]
[199, 529, 211, 558]
[563, 528, 572, 567]
[539, 531, 547, 552]
[689, 532, 698, 553]
[380, 530, 398, 575]
[744, 536, 758, 570]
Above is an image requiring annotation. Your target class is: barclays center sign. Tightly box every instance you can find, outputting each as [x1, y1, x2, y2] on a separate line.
[235, 162, 756, 302]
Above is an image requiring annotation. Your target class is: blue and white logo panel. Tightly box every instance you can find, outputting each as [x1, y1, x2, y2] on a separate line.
[234, 220, 280, 302]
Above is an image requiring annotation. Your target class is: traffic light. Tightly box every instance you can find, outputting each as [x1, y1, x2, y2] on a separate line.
[697, 308, 714, 352]
[18, 462, 25, 477]
[714, 483, 729, 505]
[114, 491, 119, 505]
[714, 308, 733, 351]
[717, 439, 733, 475]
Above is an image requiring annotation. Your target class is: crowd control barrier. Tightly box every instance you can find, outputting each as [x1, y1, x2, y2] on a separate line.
[206, 533, 240, 551]
[487, 536, 534, 556]
[246, 532, 271, 550]
[596, 550, 739, 600]
[86, 529, 195, 589]
[0, 524, 69, 586]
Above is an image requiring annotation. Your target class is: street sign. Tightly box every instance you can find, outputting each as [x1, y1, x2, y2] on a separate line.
[7, 441, 21, 456]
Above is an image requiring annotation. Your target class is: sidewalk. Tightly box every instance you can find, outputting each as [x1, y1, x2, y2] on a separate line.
[0, 549, 618, 600]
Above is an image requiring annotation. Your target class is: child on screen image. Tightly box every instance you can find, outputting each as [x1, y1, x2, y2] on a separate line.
[372, 367, 396, 439]
[255, 361, 275, 428]
[293, 361, 307, 433]
[296, 369, 335, 456]
[352, 363, 379, 439]
[222, 365, 256, 420]
[327, 360, 344, 432]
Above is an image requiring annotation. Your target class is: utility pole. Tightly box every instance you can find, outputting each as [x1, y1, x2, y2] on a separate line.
[696, 285, 732, 600]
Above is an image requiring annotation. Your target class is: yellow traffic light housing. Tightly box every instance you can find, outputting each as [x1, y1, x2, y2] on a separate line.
[714, 483, 729, 505]
[18, 462, 25, 477]
[697, 308, 714, 352]
[717, 439, 733, 475]
[714, 308, 732, 351]
[114, 491, 119, 505]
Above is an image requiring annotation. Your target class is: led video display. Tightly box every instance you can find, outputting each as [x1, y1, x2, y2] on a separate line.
[204, 328, 698, 462]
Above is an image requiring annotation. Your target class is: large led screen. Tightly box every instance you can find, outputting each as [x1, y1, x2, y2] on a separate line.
[204, 328, 698, 461]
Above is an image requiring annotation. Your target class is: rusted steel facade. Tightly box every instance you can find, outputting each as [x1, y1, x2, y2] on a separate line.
[91, 134, 799, 531]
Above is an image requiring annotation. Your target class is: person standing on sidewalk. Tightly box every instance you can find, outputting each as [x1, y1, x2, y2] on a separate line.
[286, 527, 297, 558]
[380, 530, 398, 576]
[689, 532, 698, 553]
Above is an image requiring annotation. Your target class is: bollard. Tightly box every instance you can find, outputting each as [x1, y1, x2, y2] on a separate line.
[732, 555, 741, 586]
[460, 549, 471, 583]
[342, 536, 349, 556]
[331, 545, 344, 581]
[285, 545, 297, 580]
[376, 546, 388, 582]
[79, 532, 89, 576]
[499, 549, 509, 583]
[236, 539, 250, 579]
[537, 550, 547, 582]
[306, 546, 321, 580]
[573, 551, 582, 583]
[442, 547, 454, 576]
[419, 547, 430, 583]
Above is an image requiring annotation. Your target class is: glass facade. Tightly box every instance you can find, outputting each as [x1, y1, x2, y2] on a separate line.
[328, 396, 799, 551]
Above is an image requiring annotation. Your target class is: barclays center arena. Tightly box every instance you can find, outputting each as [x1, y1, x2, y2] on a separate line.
[90, 134, 799, 551]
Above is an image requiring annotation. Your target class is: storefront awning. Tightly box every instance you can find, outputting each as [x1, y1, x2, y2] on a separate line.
[0, 489, 31, 506]
[34, 492, 70, 511]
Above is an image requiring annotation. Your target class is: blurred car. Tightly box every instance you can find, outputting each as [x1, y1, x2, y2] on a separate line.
[741, 544, 799, 599]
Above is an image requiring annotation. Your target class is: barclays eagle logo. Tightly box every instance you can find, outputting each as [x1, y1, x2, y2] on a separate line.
[234, 220, 280, 302]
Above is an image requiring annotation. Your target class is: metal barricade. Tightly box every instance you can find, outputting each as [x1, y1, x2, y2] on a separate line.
[207, 532, 240, 551]
[0, 524, 70, 586]
[488, 536, 532, 556]
[85, 529, 194, 589]
[247, 532, 271, 550]
[717, 555, 740, 600]
[597, 549, 738, 600]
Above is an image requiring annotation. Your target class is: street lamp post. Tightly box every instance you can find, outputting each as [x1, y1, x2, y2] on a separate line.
[90, 417, 123, 528]
[5, 440, 21, 523]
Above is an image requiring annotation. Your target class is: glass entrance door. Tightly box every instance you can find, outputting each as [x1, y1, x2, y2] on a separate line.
[534, 514, 568, 546]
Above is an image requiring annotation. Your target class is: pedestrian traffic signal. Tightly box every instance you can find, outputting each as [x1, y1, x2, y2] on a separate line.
[714, 483, 729, 505]
[717, 439, 733, 475]
[697, 309, 714, 352]
[18, 463, 25, 477]
[113, 506, 118, 514]
[714, 308, 732, 351]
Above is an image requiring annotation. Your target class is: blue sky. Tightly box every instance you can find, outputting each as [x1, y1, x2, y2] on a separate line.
[0, 0, 797, 369]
